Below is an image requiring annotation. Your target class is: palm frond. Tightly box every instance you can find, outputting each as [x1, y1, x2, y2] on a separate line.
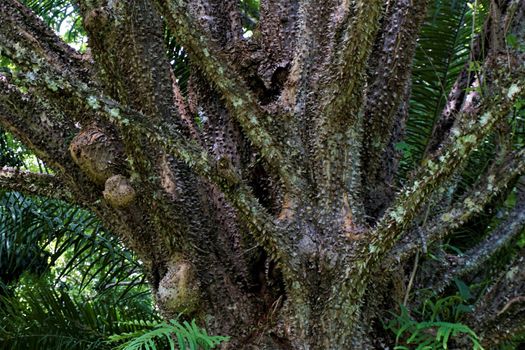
[108, 319, 229, 350]
[399, 0, 488, 180]
[0, 191, 146, 299]
[21, 0, 85, 48]
[0, 277, 158, 350]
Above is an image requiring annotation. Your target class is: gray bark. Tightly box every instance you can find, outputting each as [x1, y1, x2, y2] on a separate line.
[1, 0, 525, 348]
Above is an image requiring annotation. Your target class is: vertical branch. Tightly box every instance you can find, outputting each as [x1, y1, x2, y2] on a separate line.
[282, 0, 383, 224]
[362, 0, 430, 219]
[76, 0, 183, 128]
[258, 0, 299, 87]
[154, 0, 306, 195]
[187, 0, 243, 46]
[185, 0, 248, 172]
[315, 0, 383, 221]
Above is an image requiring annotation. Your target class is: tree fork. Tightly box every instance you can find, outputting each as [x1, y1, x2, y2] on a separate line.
[1, 0, 525, 348]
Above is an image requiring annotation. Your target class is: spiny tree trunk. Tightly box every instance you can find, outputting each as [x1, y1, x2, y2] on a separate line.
[1, 0, 525, 348]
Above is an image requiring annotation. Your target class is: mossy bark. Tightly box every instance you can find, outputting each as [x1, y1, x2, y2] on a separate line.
[1, 0, 525, 348]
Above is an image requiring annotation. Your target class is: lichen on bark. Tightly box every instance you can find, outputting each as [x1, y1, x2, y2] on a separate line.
[1, 0, 525, 348]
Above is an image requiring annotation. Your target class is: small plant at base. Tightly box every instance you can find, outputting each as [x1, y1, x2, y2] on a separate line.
[108, 319, 229, 350]
[385, 304, 484, 350]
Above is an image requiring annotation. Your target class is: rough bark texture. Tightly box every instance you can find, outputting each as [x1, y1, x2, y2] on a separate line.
[1, 0, 525, 348]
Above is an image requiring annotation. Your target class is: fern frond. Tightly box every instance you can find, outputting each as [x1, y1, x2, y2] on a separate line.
[108, 319, 229, 350]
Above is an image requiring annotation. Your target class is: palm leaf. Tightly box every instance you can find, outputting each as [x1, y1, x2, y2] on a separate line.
[399, 0, 488, 179]
[0, 277, 159, 350]
[0, 190, 147, 300]
[21, 0, 85, 47]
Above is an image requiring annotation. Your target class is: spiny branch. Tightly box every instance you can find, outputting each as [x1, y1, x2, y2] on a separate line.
[153, 0, 304, 195]
[424, 198, 525, 295]
[0, 77, 77, 172]
[312, 0, 383, 214]
[3, 66, 292, 271]
[76, 0, 184, 129]
[362, 0, 429, 218]
[0, 0, 89, 81]
[467, 247, 525, 347]
[0, 77, 106, 207]
[386, 147, 525, 264]
[365, 78, 524, 268]
[91, 96, 293, 271]
[0, 12, 98, 128]
[186, 0, 242, 46]
[323, 81, 523, 341]
[258, 0, 299, 84]
[0, 167, 75, 203]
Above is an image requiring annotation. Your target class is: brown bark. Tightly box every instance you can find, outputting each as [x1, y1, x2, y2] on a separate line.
[362, 0, 429, 219]
[1, 0, 525, 348]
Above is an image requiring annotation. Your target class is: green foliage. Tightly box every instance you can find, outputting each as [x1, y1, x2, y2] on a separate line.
[386, 304, 483, 350]
[398, 0, 488, 178]
[0, 276, 158, 350]
[0, 179, 228, 350]
[240, 0, 260, 31]
[108, 319, 229, 350]
[0, 189, 159, 350]
[0, 191, 147, 299]
[0, 130, 25, 168]
[385, 280, 482, 349]
[165, 28, 190, 96]
[21, 0, 85, 48]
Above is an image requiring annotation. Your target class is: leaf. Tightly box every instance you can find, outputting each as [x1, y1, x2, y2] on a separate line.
[110, 319, 229, 350]
[453, 278, 472, 301]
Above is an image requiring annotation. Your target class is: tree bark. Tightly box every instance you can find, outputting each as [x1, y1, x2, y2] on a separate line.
[1, 0, 525, 348]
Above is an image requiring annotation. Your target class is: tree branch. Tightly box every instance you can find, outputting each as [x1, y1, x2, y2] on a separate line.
[4, 66, 293, 271]
[0, 167, 75, 203]
[186, 0, 242, 46]
[365, 78, 524, 266]
[0, 77, 78, 172]
[0, 10, 99, 128]
[282, 0, 383, 216]
[153, 0, 304, 195]
[183, 0, 253, 175]
[312, 0, 383, 212]
[0, 0, 89, 81]
[423, 18, 495, 158]
[279, 0, 341, 114]
[362, 0, 429, 219]
[386, 148, 525, 265]
[466, 247, 525, 347]
[324, 82, 523, 341]
[258, 0, 299, 85]
[76, 0, 184, 129]
[424, 198, 525, 295]
[0, 76, 106, 207]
